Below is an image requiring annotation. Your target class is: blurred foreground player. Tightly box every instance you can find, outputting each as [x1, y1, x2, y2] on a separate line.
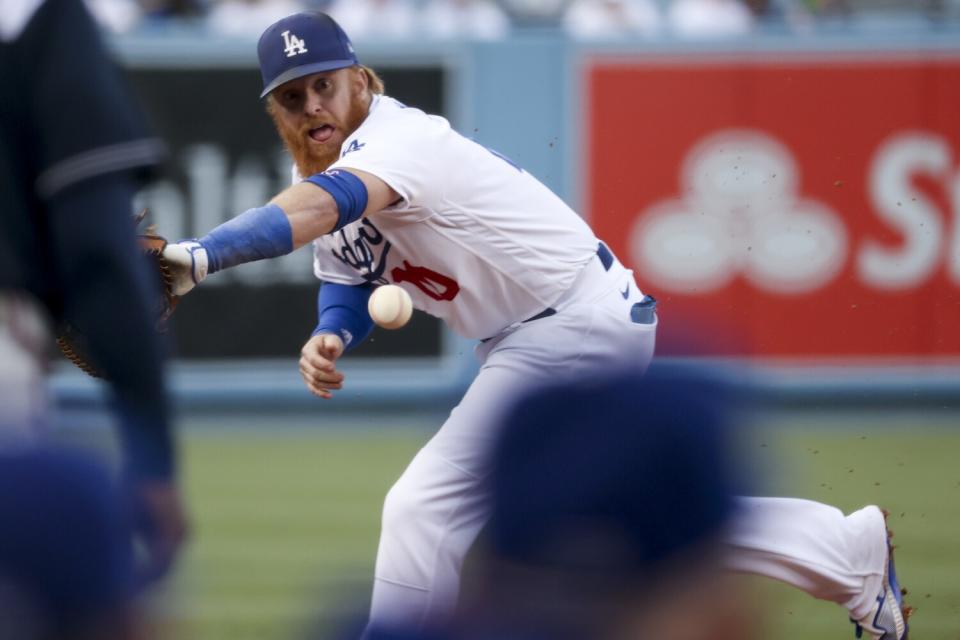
[460, 365, 754, 640]
[359, 365, 755, 640]
[162, 12, 908, 639]
[0, 449, 147, 640]
[0, 0, 187, 580]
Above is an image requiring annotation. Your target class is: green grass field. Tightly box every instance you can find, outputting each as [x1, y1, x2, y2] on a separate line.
[165, 414, 960, 639]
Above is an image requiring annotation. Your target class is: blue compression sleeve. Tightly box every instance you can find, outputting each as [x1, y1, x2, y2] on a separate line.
[198, 203, 293, 274]
[305, 170, 368, 232]
[313, 282, 375, 352]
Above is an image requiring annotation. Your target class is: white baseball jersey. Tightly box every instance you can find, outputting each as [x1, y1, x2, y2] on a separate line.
[309, 95, 599, 340]
[294, 98, 886, 637]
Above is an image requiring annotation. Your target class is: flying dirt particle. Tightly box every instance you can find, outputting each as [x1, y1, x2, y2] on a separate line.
[834, 180, 844, 187]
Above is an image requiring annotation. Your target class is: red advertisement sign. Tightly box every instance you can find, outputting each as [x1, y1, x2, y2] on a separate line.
[586, 54, 960, 359]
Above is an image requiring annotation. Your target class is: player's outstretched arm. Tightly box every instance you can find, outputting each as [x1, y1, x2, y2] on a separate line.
[48, 175, 189, 582]
[163, 169, 398, 296]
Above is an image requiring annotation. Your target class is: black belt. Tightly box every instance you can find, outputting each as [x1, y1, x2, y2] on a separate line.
[521, 242, 614, 324]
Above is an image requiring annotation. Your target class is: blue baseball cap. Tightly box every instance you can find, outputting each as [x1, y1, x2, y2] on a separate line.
[0, 448, 134, 631]
[257, 12, 359, 99]
[487, 364, 745, 575]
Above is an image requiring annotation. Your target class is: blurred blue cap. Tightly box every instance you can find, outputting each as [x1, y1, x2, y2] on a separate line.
[0, 449, 134, 631]
[487, 364, 742, 575]
[258, 12, 359, 98]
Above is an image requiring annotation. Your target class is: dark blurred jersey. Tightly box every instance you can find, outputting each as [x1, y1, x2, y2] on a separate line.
[0, 0, 163, 313]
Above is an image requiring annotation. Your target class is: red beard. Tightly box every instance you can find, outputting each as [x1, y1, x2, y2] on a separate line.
[268, 90, 370, 177]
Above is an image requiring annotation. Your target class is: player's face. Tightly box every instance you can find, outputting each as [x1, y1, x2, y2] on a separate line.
[268, 67, 370, 176]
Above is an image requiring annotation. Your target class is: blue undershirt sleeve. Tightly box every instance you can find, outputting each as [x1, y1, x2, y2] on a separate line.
[199, 203, 294, 274]
[313, 282, 375, 352]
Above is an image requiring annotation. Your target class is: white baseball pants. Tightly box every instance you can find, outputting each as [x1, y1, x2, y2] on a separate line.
[366, 257, 888, 630]
[727, 497, 888, 623]
[0, 294, 50, 441]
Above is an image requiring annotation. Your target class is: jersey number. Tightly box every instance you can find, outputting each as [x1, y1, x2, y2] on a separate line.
[392, 261, 460, 301]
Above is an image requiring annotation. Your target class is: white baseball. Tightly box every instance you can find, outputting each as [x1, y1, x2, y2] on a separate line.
[368, 284, 413, 330]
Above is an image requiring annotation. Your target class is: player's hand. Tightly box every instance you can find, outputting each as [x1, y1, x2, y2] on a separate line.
[162, 241, 209, 296]
[132, 479, 190, 585]
[299, 333, 345, 399]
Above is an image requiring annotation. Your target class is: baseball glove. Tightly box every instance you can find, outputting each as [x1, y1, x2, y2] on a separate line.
[56, 211, 179, 378]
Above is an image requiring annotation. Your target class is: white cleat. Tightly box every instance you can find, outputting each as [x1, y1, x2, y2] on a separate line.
[852, 516, 912, 640]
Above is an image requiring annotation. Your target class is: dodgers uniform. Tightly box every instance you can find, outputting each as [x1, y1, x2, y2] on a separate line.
[304, 96, 891, 630]
[167, 12, 903, 637]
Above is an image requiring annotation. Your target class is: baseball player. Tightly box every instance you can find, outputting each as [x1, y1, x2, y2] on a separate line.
[360, 364, 755, 640]
[163, 12, 908, 639]
[0, 0, 187, 580]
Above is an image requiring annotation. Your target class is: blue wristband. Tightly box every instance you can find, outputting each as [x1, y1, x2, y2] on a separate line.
[313, 282, 375, 351]
[199, 203, 293, 274]
[305, 169, 369, 232]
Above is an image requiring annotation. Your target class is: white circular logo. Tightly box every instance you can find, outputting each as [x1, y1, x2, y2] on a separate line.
[631, 129, 847, 295]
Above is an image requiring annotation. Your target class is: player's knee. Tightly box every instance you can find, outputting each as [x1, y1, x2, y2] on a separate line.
[380, 475, 430, 538]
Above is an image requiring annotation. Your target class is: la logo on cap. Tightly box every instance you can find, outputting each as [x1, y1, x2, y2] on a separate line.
[257, 13, 359, 98]
[281, 30, 307, 57]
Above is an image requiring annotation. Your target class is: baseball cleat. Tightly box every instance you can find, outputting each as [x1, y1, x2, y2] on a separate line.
[852, 512, 912, 639]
